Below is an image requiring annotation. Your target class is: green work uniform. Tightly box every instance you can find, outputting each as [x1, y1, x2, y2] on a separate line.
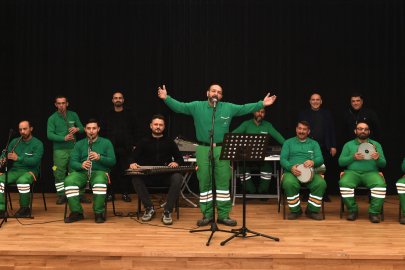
[339, 138, 386, 214]
[396, 158, 405, 215]
[0, 136, 43, 211]
[47, 110, 84, 196]
[64, 136, 116, 214]
[164, 95, 264, 219]
[280, 137, 325, 213]
[233, 119, 285, 194]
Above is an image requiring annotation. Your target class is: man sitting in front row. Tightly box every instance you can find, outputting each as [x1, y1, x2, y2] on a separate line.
[339, 121, 386, 223]
[64, 119, 116, 224]
[280, 121, 326, 221]
[129, 114, 183, 225]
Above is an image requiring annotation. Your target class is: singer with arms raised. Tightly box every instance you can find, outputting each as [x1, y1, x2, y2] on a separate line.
[129, 114, 183, 225]
[64, 119, 116, 223]
[47, 95, 91, 205]
[0, 121, 44, 218]
[158, 84, 277, 226]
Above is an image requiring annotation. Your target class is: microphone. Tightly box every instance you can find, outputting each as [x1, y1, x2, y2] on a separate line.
[212, 98, 218, 108]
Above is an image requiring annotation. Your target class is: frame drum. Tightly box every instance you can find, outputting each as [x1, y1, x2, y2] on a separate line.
[296, 164, 314, 183]
[357, 142, 376, 160]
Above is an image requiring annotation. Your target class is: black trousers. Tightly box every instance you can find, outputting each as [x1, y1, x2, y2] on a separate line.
[109, 146, 131, 194]
[132, 173, 183, 212]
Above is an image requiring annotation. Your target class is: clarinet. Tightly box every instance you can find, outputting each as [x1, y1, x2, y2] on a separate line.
[0, 135, 23, 170]
[62, 113, 76, 144]
[85, 135, 93, 190]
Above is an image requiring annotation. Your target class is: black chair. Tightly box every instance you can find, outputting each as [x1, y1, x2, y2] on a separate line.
[136, 186, 180, 220]
[278, 175, 325, 220]
[7, 165, 47, 218]
[339, 172, 385, 221]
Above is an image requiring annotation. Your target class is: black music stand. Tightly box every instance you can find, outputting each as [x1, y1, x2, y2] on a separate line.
[219, 133, 279, 245]
[0, 129, 15, 228]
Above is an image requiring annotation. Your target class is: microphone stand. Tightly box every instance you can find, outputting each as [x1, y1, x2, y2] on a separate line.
[0, 129, 15, 228]
[190, 100, 233, 246]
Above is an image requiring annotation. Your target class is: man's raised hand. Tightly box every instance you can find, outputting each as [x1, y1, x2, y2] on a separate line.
[263, 93, 277, 106]
[158, 85, 167, 100]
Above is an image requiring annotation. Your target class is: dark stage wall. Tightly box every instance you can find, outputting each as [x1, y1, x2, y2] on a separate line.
[1, 0, 404, 195]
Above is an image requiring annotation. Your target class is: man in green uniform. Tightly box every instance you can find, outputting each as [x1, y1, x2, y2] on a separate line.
[47, 95, 91, 205]
[233, 108, 285, 199]
[158, 84, 277, 226]
[280, 121, 325, 221]
[64, 119, 116, 224]
[396, 159, 405, 224]
[0, 121, 43, 218]
[339, 121, 386, 223]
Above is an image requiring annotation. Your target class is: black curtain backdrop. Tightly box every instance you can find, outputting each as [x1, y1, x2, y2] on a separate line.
[1, 0, 404, 195]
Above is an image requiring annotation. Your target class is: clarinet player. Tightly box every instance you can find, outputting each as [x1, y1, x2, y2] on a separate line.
[64, 119, 116, 223]
[47, 95, 91, 205]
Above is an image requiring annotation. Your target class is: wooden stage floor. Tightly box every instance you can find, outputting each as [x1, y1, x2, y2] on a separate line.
[1, 193, 405, 269]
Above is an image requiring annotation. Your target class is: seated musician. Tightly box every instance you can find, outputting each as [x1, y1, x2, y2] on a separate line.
[0, 121, 44, 218]
[232, 108, 285, 200]
[280, 121, 325, 221]
[64, 119, 116, 224]
[339, 121, 386, 223]
[396, 158, 405, 224]
[129, 114, 183, 225]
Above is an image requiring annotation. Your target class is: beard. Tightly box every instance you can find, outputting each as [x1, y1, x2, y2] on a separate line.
[114, 102, 123, 107]
[208, 96, 218, 104]
[152, 129, 162, 136]
[357, 133, 368, 139]
[255, 116, 262, 123]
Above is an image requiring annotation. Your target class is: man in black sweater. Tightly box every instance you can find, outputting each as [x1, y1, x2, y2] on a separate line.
[129, 114, 183, 225]
[100, 92, 140, 202]
[342, 93, 382, 141]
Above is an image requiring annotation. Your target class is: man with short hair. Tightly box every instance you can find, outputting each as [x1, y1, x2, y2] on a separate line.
[47, 96, 91, 205]
[280, 121, 326, 221]
[342, 93, 382, 141]
[129, 114, 183, 225]
[0, 121, 44, 218]
[64, 119, 116, 224]
[158, 84, 277, 227]
[339, 121, 386, 223]
[100, 92, 140, 203]
[233, 108, 285, 199]
[299, 93, 337, 202]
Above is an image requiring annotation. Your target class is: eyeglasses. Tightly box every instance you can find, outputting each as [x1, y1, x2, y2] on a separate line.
[357, 128, 369, 131]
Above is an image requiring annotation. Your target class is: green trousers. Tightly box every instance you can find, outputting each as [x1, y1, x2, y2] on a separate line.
[339, 170, 386, 214]
[0, 170, 35, 211]
[196, 145, 232, 219]
[64, 171, 108, 214]
[53, 149, 83, 196]
[396, 177, 405, 215]
[282, 172, 326, 213]
[239, 161, 273, 194]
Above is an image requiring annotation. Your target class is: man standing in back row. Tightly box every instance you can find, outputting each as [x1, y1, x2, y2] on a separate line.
[47, 95, 91, 205]
[158, 84, 277, 227]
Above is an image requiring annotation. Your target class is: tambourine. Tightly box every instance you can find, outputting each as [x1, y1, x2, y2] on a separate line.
[357, 142, 376, 160]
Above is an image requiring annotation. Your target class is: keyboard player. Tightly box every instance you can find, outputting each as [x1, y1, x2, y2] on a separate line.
[129, 114, 183, 225]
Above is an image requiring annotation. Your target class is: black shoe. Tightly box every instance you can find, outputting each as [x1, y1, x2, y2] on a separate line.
[305, 208, 322, 221]
[80, 195, 91, 204]
[287, 209, 303, 220]
[142, 207, 156, 222]
[122, 193, 132, 202]
[56, 195, 67, 205]
[14, 207, 30, 218]
[217, 217, 237, 226]
[64, 212, 84, 223]
[323, 194, 331, 202]
[106, 194, 116, 202]
[161, 210, 173, 225]
[369, 213, 380, 223]
[347, 211, 358, 221]
[196, 216, 214, 226]
[400, 217, 405, 225]
[95, 213, 105, 223]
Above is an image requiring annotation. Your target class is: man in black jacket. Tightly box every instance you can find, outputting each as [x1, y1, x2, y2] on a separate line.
[299, 93, 337, 202]
[342, 93, 382, 141]
[99, 92, 140, 202]
[129, 114, 183, 225]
